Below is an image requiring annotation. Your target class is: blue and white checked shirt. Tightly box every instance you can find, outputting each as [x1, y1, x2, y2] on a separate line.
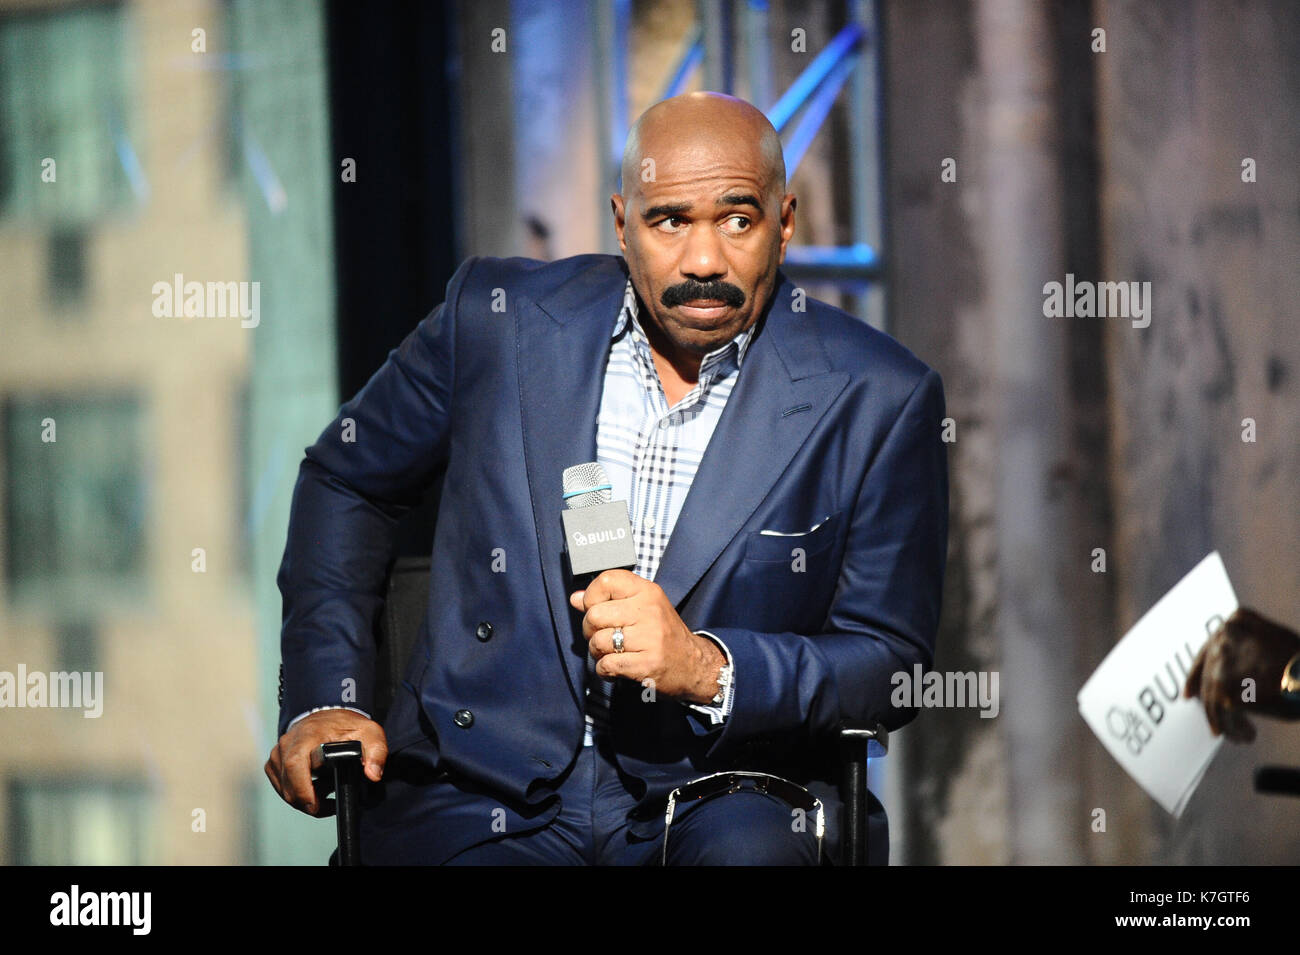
[583, 279, 754, 746]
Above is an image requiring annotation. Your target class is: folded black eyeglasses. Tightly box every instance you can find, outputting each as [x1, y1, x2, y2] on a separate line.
[662, 771, 825, 865]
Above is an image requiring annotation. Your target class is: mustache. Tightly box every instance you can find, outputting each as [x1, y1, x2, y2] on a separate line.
[661, 280, 746, 310]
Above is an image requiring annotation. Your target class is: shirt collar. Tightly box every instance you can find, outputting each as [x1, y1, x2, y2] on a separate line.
[611, 279, 755, 369]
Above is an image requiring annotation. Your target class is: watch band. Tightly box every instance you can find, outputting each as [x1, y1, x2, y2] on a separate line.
[711, 663, 733, 705]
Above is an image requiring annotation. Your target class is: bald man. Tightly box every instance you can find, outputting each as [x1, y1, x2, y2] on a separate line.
[268, 92, 948, 865]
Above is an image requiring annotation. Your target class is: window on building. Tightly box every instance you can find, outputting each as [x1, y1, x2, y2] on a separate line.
[47, 226, 88, 311]
[0, 2, 133, 224]
[3, 393, 148, 613]
[54, 618, 99, 675]
[8, 777, 155, 865]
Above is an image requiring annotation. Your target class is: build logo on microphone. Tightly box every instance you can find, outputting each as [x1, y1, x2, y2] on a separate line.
[571, 527, 628, 548]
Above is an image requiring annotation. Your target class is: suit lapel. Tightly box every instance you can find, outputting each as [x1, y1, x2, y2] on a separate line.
[517, 257, 630, 703]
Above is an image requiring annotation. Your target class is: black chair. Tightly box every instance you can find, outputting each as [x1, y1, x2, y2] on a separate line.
[312, 555, 889, 865]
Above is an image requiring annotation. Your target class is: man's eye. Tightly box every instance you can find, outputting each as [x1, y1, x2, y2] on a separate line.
[721, 215, 751, 233]
[655, 216, 686, 232]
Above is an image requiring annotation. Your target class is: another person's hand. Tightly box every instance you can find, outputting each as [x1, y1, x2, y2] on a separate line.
[1183, 608, 1300, 742]
[264, 710, 388, 816]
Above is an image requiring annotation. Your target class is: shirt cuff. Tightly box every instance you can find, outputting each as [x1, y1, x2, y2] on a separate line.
[287, 705, 372, 730]
[684, 629, 734, 725]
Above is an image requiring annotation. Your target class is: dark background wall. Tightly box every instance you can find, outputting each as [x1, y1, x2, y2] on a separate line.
[326, 0, 460, 399]
[882, 0, 1300, 863]
[1094, 0, 1300, 864]
[325, 0, 462, 555]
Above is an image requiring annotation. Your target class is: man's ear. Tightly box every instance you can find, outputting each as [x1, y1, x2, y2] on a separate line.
[776, 193, 797, 264]
[611, 193, 628, 253]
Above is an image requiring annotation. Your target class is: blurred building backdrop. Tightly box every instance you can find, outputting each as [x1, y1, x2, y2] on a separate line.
[0, 0, 1295, 864]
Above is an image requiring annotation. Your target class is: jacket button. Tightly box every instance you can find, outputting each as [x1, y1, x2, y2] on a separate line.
[453, 709, 474, 728]
[475, 621, 493, 642]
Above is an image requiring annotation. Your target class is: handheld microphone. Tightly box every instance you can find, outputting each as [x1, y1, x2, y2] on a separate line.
[560, 462, 637, 578]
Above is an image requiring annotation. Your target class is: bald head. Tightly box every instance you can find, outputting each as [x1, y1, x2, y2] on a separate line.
[620, 92, 786, 203]
[610, 91, 796, 373]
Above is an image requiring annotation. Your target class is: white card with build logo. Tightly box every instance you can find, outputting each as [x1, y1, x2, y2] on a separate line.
[1077, 551, 1237, 816]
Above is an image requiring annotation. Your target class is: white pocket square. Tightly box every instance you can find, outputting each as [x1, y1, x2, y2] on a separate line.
[758, 514, 832, 537]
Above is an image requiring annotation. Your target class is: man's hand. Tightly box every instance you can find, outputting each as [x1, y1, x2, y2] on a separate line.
[1183, 607, 1300, 742]
[264, 709, 388, 816]
[570, 569, 726, 704]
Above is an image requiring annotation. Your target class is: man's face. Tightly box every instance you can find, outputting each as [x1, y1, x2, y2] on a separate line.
[612, 135, 796, 360]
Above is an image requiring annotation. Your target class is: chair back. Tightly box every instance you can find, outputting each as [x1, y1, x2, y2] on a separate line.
[372, 555, 431, 723]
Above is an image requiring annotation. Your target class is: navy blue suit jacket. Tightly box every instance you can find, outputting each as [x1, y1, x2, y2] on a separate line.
[276, 253, 948, 864]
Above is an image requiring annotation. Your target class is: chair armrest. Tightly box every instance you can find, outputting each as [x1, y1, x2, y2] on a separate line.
[837, 721, 887, 866]
[839, 719, 889, 756]
[311, 741, 365, 865]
